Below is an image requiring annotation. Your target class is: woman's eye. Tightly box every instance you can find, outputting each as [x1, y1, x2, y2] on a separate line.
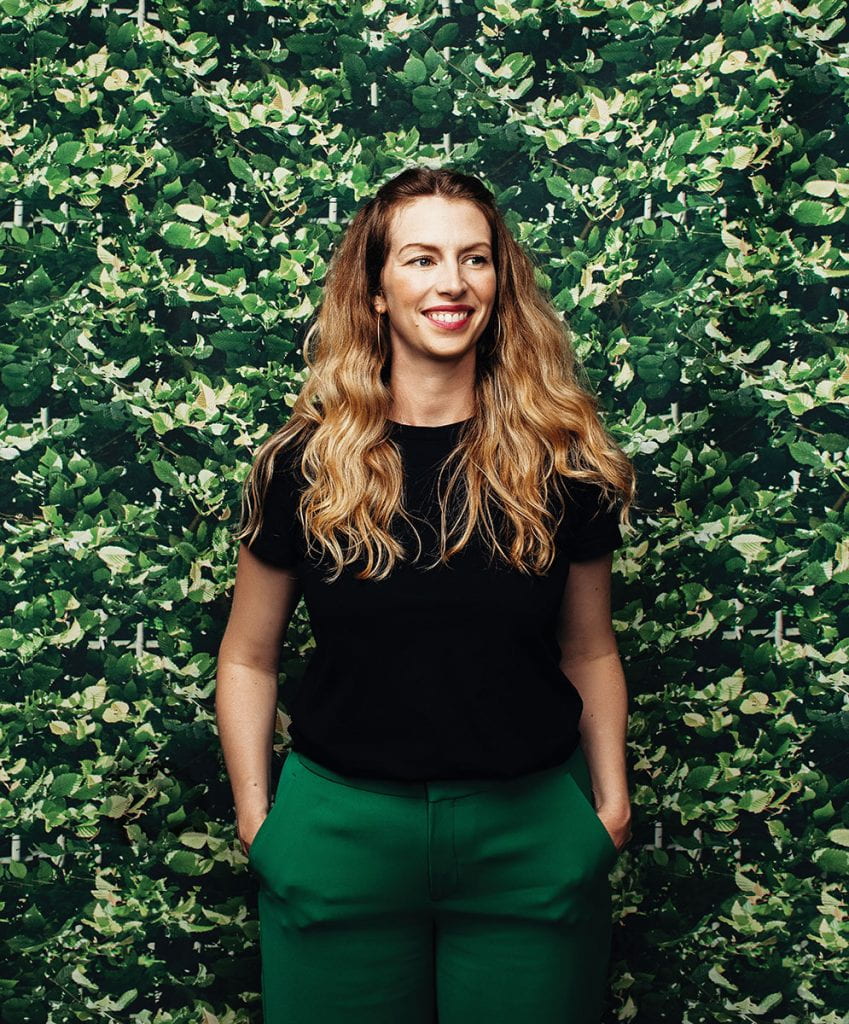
[409, 256, 488, 266]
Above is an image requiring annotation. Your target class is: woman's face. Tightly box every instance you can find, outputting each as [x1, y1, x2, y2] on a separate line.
[374, 195, 497, 364]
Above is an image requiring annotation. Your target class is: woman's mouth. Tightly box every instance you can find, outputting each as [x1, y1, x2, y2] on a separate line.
[423, 310, 472, 331]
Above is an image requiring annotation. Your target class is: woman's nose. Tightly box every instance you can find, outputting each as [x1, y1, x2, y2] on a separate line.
[436, 263, 466, 293]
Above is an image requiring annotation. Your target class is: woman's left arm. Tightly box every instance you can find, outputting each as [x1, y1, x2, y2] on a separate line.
[556, 551, 632, 851]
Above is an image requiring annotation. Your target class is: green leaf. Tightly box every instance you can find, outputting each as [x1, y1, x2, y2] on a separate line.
[728, 534, 769, 559]
[786, 392, 815, 415]
[151, 411, 173, 434]
[54, 140, 83, 164]
[336, 33, 365, 54]
[435, 89, 453, 113]
[598, 41, 638, 62]
[342, 52, 368, 84]
[174, 203, 206, 222]
[828, 828, 849, 848]
[432, 23, 459, 47]
[160, 222, 208, 249]
[166, 850, 211, 876]
[96, 546, 134, 573]
[543, 128, 568, 151]
[227, 154, 254, 185]
[403, 54, 427, 84]
[22, 266, 52, 297]
[51, 773, 81, 797]
[152, 459, 180, 488]
[708, 964, 738, 991]
[803, 179, 838, 198]
[497, 52, 533, 79]
[789, 199, 845, 226]
[671, 130, 699, 156]
[684, 765, 719, 789]
[411, 85, 437, 112]
[423, 47, 442, 74]
[740, 692, 769, 714]
[814, 847, 849, 874]
[545, 176, 572, 199]
[788, 440, 821, 466]
[227, 109, 251, 133]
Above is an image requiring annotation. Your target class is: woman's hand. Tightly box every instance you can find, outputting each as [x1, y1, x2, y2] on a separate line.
[596, 802, 632, 853]
[237, 809, 269, 857]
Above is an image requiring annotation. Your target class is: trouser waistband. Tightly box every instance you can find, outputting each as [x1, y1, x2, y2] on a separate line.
[291, 747, 582, 801]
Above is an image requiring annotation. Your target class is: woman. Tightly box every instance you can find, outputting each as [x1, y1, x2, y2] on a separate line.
[216, 166, 637, 1024]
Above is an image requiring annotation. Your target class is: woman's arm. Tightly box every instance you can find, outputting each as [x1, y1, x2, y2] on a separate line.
[215, 544, 303, 852]
[556, 552, 632, 850]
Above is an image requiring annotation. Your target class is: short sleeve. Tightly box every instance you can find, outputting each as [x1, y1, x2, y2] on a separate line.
[560, 478, 624, 563]
[241, 453, 300, 569]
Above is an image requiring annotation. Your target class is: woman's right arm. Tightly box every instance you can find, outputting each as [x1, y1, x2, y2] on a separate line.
[215, 543, 304, 853]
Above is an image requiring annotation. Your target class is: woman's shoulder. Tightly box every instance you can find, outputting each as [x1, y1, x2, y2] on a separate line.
[268, 422, 315, 474]
[555, 470, 609, 498]
[555, 472, 621, 521]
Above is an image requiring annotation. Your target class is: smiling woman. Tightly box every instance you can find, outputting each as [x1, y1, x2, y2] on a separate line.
[373, 195, 497, 404]
[217, 165, 638, 1024]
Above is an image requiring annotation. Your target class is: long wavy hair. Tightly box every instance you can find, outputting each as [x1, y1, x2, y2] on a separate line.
[238, 165, 637, 582]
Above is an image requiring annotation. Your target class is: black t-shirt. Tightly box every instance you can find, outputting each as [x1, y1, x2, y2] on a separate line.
[242, 417, 624, 781]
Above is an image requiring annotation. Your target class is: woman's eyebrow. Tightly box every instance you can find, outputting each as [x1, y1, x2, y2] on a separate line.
[398, 241, 492, 253]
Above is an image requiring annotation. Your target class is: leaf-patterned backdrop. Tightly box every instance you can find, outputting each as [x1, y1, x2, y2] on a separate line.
[1, 0, 846, 1021]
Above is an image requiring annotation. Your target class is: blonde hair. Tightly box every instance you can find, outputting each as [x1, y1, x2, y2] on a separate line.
[238, 166, 637, 582]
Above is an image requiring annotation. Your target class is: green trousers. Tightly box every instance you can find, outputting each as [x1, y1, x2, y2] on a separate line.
[248, 744, 619, 1023]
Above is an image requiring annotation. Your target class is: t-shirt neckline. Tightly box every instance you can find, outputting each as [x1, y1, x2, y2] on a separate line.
[387, 416, 474, 438]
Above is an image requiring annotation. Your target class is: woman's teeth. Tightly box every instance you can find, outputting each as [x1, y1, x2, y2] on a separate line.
[425, 311, 470, 324]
